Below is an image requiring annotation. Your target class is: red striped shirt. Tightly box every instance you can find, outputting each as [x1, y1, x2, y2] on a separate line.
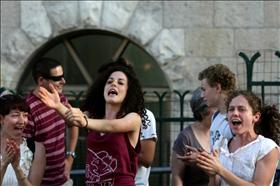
[24, 92, 67, 186]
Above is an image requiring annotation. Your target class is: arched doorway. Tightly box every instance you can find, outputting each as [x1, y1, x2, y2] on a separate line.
[17, 29, 171, 185]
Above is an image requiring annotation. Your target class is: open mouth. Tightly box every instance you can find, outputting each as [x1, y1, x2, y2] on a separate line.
[231, 119, 242, 126]
[108, 89, 118, 96]
[14, 127, 24, 132]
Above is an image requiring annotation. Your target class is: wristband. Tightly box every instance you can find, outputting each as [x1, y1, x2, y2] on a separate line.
[66, 151, 77, 159]
[83, 115, 88, 128]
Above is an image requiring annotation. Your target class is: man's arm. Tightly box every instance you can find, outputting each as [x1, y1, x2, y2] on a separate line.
[139, 109, 157, 167]
[171, 151, 185, 186]
[138, 138, 157, 167]
[28, 142, 45, 185]
[64, 125, 79, 179]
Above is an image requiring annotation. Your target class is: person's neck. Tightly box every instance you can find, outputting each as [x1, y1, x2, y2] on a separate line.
[217, 93, 227, 114]
[195, 120, 210, 131]
[105, 104, 120, 119]
[217, 100, 227, 114]
[32, 87, 40, 98]
[234, 131, 258, 146]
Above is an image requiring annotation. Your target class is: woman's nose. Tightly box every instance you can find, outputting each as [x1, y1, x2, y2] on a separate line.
[232, 108, 239, 115]
[111, 79, 117, 86]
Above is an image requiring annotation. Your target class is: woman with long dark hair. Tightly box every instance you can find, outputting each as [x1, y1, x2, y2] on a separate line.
[38, 58, 147, 186]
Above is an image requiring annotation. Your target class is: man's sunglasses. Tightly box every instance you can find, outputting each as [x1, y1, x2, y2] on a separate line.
[43, 74, 64, 82]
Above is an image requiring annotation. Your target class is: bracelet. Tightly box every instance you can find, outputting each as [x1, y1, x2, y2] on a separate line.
[83, 115, 88, 128]
[66, 151, 77, 159]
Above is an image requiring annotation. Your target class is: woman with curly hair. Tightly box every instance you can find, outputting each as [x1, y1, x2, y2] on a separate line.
[197, 90, 280, 186]
[38, 58, 147, 186]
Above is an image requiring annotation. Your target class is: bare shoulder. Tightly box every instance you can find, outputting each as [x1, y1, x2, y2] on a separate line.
[125, 112, 141, 119]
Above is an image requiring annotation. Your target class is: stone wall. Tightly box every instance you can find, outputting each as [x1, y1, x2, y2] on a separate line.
[1, 1, 279, 90]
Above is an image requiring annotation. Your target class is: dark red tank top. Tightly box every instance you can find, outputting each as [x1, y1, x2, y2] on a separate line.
[85, 131, 140, 186]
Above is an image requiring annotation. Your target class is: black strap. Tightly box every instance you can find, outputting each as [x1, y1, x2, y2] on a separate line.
[212, 111, 220, 121]
[26, 138, 35, 154]
[212, 111, 235, 137]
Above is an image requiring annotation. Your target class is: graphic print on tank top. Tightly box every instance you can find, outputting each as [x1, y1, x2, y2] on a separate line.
[86, 149, 117, 185]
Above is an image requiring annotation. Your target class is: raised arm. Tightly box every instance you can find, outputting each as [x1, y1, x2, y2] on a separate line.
[38, 84, 141, 140]
[38, 85, 140, 131]
[37, 85, 69, 116]
[66, 109, 141, 133]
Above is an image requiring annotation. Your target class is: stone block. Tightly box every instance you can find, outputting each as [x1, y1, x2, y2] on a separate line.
[148, 29, 185, 65]
[43, 1, 79, 31]
[21, 1, 52, 45]
[215, 2, 263, 27]
[102, 1, 138, 31]
[4, 30, 35, 65]
[185, 29, 234, 57]
[1, 58, 23, 89]
[1, 1, 20, 48]
[126, 1, 162, 45]
[80, 1, 102, 27]
[235, 29, 279, 50]
[264, 1, 280, 27]
[164, 1, 214, 28]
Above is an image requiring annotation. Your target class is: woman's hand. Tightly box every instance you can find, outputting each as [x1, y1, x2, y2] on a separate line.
[1, 139, 16, 167]
[197, 149, 221, 176]
[37, 84, 61, 110]
[9, 139, 20, 169]
[65, 108, 87, 128]
[176, 145, 205, 165]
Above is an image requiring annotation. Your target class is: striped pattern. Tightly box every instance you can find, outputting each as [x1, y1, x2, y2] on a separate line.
[24, 92, 67, 186]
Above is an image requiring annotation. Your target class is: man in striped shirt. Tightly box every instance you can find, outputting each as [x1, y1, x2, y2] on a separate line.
[23, 57, 79, 186]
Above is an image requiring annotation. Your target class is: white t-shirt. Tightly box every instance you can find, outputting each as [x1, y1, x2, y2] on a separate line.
[210, 112, 233, 151]
[135, 109, 157, 186]
[219, 135, 279, 186]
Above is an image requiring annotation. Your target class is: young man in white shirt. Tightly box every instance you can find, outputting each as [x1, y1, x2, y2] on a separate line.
[198, 64, 236, 150]
[135, 109, 157, 186]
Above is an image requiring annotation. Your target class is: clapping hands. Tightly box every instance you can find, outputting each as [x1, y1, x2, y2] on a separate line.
[2, 139, 20, 168]
[197, 149, 221, 176]
[176, 145, 204, 165]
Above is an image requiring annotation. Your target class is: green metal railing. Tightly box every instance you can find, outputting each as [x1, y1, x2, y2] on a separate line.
[238, 50, 280, 106]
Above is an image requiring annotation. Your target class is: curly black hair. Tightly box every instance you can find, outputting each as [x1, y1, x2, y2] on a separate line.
[225, 90, 280, 145]
[81, 58, 148, 127]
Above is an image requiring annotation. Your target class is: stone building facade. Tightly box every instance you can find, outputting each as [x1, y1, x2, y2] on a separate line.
[1, 1, 279, 91]
[1, 1, 279, 184]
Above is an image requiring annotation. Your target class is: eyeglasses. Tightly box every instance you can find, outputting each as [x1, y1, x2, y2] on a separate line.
[43, 74, 64, 82]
